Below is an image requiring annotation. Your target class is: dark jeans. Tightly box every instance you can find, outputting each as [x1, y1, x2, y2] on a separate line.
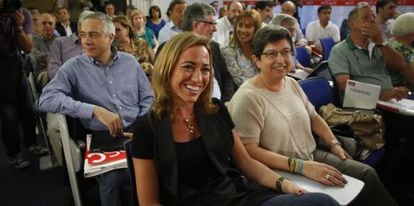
[0, 104, 21, 157]
[96, 169, 131, 206]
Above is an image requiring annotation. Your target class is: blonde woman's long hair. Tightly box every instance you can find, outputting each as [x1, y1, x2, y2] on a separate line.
[151, 32, 217, 119]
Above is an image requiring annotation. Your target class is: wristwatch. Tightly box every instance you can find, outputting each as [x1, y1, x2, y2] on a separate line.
[328, 139, 341, 149]
[15, 26, 24, 33]
[275, 176, 286, 193]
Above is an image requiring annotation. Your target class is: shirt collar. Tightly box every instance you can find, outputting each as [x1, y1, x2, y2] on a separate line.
[89, 46, 119, 67]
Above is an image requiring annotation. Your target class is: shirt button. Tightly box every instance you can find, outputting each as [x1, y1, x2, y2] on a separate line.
[119, 106, 122, 110]
[112, 94, 116, 97]
[109, 80, 112, 84]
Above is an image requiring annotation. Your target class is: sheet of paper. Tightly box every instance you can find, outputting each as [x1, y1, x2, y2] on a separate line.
[343, 80, 381, 110]
[274, 169, 364, 205]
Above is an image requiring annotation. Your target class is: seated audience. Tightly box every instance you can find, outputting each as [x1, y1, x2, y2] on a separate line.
[146, 5, 166, 39]
[329, 2, 409, 102]
[55, 6, 77, 37]
[221, 9, 261, 88]
[255, 1, 275, 25]
[213, 0, 243, 46]
[104, 1, 116, 20]
[280, 1, 307, 47]
[386, 12, 414, 91]
[306, 5, 340, 52]
[39, 13, 153, 206]
[112, 15, 154, 79]
[228, 26, 397, 206]
[130, 9, 158, 50]
[375, 0, 398, 40]
[158, 0, 187, 44]
[131, 31, 339, 206]
[31, 13, 57, 89]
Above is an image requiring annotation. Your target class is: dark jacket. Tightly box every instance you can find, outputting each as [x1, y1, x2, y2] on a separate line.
[55, 22, 77, 37]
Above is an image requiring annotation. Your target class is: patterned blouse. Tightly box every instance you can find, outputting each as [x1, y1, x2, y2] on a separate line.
[113, 38, 153, 77]
[387, 39, 414, 91]
[221, 45, 259, 87]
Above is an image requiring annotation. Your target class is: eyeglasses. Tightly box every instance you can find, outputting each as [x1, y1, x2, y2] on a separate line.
[196, 19, 217, 26]
[261, 49, 292, 60]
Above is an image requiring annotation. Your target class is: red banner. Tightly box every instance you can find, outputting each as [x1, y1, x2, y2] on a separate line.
[224, 0, 414, 6]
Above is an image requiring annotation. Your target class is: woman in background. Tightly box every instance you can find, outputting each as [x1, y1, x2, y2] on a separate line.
[146, 5, 166, 39]
[221, 9, 261, 88]
[112, 16, 154, 79]
[130, 9, 159, 51]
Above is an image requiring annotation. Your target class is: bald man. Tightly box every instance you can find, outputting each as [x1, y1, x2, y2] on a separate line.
[30, 13, 57, 89]
[280, 1, 307, 46]
[213, 0, 243, 46]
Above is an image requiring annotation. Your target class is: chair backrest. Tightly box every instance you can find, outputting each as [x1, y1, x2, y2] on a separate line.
[124, 140, 139, 206]
[320, 37, 335, 61]
[295, 46, 312, 67]
[308, 60, 331, 80]
[299, 76, 336, 110]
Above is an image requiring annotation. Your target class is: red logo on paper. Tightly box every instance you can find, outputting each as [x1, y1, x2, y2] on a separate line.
[348, 81, 356, 86]
[86, 150, 126, 165]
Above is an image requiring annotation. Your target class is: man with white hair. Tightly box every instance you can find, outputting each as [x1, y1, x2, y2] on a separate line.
[387, 12, 414, 91]
[39, 13, 153, 206]
[213, 0, 243, 46]
[280, 0, 306, 46]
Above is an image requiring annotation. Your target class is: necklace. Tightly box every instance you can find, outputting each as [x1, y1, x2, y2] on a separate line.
[184, 117, 195, 136]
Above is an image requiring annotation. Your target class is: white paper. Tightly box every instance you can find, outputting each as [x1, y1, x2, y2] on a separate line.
[343, 80, 381, 110]
[274, 169, 364, 206]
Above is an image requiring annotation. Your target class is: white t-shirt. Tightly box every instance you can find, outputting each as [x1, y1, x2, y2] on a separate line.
[306, 20, 340, 50]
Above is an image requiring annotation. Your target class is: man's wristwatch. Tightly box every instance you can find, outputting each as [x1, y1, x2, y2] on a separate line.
[15, 25, 24, 33]
[328, 139, 341, 149]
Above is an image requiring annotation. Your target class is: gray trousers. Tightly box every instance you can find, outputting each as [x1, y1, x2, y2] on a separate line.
[314, 149, 396, 206]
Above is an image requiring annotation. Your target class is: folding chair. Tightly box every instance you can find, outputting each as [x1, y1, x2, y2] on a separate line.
[57, 114, 83, 206]
[320, 37, 335, 61]
[295, 46, 312, 68]
[27, 72, 58, 170]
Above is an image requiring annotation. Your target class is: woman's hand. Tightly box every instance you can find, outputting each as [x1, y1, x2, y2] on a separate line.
[301, 160, 347, 187]
[282, 179, 305, 195]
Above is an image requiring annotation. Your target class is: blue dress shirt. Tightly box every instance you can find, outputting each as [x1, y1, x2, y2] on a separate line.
[39, 51, 154, 130]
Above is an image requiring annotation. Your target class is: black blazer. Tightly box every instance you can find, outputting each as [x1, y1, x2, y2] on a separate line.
[156, 41, 235, 102]
[55, 22, 77, 37]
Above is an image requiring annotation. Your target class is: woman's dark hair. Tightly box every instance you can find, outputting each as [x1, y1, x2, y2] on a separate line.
[149, 5, 162, 18]
[252, 26, 293, 60]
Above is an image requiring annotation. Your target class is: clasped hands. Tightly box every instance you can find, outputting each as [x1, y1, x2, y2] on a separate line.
[93, 106, 132, 138]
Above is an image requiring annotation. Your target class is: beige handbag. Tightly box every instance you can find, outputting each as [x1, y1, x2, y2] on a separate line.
[319, 104, 385, 150]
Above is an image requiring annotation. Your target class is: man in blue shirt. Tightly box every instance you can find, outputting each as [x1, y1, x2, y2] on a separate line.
[39, 13, 153, 206]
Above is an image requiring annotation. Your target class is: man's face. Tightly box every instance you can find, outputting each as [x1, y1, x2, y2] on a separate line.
[58, 8, 70, 23]
[379, 2, 397, 20]
[40, 14, 56, 38]
[318, 9, 331, 25]
[350, 7, 375, 36]
[80, 18, 113, 61]
[170, 3, 186, 28]
[193, 14, 217, 41]
[258, 6, 274, 23]
[228, 2, 243, 25]
[105, 4, 115, 17]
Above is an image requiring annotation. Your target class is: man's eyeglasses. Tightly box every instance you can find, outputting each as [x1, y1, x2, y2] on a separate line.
[261, 49, 292, 60]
